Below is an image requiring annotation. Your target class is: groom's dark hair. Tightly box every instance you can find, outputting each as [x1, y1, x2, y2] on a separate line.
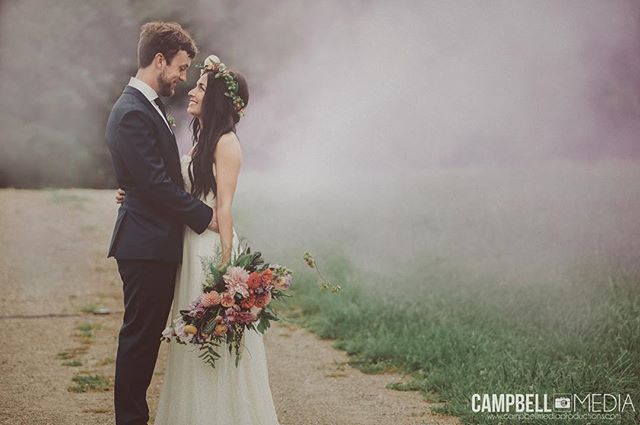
[137, 21, 198, 69]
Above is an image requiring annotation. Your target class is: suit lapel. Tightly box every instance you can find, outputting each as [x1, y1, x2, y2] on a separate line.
[123, 86, 180, 160]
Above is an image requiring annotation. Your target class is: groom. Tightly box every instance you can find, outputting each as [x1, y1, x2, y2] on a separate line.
[105, 22, 217, 425]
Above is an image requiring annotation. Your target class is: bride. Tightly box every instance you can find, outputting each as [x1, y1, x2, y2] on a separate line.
[120, 55, 280, 425]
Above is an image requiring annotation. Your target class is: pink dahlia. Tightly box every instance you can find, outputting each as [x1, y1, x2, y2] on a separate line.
[223, 266, 250, 297]
[201, 290, 221, 307]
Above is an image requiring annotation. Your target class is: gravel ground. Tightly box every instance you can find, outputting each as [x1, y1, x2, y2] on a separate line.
[0, 189, 459, 425]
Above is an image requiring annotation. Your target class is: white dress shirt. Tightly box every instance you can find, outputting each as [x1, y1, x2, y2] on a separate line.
[127, 77, 173, 133]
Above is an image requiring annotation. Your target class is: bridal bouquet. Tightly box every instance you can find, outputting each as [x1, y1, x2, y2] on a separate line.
[161, 242, 292, 368]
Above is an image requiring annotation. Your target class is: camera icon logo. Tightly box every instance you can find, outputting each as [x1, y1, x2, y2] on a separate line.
[553, 394, 572, 412]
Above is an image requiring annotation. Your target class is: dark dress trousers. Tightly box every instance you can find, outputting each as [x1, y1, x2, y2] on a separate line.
[105, 85, 213, 425]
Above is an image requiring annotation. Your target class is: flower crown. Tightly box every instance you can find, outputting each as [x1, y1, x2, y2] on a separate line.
[196, 55, 246, 117]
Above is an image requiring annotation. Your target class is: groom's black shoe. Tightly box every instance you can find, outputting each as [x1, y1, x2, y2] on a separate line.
[114, 259, 177, 425]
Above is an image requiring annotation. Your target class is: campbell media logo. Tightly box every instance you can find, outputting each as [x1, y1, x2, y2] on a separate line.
[471, 393, 636, 414]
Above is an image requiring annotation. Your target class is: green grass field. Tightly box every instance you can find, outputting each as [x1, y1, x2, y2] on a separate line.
[283, 259, 638, 424]
[238, 160, 640, 424]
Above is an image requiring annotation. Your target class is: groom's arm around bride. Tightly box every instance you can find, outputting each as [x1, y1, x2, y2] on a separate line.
[105, 62, 215, 262]
[106, 105, 213, 260]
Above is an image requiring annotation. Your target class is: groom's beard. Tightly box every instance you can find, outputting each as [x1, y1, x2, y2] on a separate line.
[157, 71, 174, 97]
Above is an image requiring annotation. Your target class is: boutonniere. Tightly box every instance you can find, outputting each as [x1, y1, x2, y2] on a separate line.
[166, 113, 176, 128]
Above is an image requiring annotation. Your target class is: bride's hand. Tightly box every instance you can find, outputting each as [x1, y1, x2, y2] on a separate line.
[216, 258, 230, 269]
[115, 188, 125, 204]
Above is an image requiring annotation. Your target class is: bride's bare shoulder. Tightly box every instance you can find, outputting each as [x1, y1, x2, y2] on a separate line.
[218, 132, 241, 151]
[219, 131, 239, 143]
[215, 132, 242, 162]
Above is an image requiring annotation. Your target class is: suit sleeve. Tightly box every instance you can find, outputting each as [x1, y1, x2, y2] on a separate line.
[114, 110, 213, 234]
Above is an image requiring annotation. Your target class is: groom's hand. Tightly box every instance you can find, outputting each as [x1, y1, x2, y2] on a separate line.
[115, 188, 125, 204]
[207, 212, 219, 233]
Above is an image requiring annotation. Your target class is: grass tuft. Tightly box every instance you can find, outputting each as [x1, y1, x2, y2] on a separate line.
[68, 374, 110, 392]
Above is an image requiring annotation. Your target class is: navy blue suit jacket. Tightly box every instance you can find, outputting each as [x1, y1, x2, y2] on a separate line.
[105, 85, 213, 262]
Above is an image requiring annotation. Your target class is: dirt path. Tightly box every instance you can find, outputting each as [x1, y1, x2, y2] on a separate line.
[0, 189, 459, 425]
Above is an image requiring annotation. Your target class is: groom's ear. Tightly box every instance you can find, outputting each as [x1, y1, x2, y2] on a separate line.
[152, 53, 167, 70]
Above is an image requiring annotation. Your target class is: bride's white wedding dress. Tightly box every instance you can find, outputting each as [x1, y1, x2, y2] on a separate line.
[154, 154, 281, 425]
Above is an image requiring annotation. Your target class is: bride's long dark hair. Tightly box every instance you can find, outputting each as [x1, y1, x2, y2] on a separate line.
[189, 69, 249, 200]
